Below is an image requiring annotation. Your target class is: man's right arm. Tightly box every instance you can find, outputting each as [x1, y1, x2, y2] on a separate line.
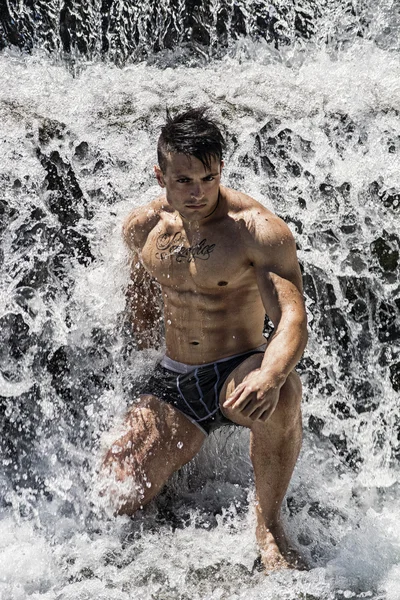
[123, 209, 163, 350]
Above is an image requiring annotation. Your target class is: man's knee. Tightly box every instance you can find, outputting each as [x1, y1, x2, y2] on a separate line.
[99, 462, 157, 517]
[220, 353, 264, 404]
[99, 394, 205, 516]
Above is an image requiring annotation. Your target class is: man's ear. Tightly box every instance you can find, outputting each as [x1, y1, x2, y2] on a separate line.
[154, 165, 165, 188]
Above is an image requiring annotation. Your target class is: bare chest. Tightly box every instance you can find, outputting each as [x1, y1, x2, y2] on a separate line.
[141, 225, 249, 290]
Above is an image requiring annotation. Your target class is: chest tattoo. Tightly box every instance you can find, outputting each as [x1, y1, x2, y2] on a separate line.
[155, 232, 216, 263]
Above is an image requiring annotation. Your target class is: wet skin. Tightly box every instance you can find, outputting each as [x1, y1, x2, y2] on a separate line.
[101, 153, 308, 571]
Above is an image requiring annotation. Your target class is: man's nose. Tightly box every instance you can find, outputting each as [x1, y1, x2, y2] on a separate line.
[190, 183, 204, 199]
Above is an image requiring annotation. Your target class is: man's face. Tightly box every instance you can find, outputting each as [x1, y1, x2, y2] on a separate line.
[154, 153, 223, 222]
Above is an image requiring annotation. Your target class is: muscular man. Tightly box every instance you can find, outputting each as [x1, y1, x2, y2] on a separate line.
[102, 108, 308, 571]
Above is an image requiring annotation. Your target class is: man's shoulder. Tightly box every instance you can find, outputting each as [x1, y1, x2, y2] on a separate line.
[225, 188, 293, 246]
[123, 195, 170, 250]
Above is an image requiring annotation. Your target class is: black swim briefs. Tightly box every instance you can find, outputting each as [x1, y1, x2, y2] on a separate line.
[140, 346, 266, 435]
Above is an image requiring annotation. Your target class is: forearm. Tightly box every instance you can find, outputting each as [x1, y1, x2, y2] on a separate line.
[260, 316, 308, 385]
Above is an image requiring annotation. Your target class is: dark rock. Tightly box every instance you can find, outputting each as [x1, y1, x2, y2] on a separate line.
[0, 4, 19, 49]
[93, 159, 105, 173]
[296, 356, 322, 387]
[260, 155, 277, 177]
[339, 211, 357, 234]
[11, 220, 54, 253]
[259, 119, 282, 137]
[283, 215, 303, 234]
[329, 433, 362, 469]
[47, 344, 111, 414]
[324, 112, 368, 156]
[0, 198, 18, 234]
[340, 224, 357, 234]
[38, 119, 67, 145]
[285, 160, 302, 177]
[239, 153, 259, 176]
[337, 181, 351, 199]
[308, 415, 324, 436]
[308, 228, 340, 251]
[37, 149, 90, 226]
[0, 313, 31, 359]
[378, 345, 394, 367]
[294, 8, 315, 39]
[327, 307, 351, 351]
[298, 196, 306, 209]
[376, 301, 400, 342]
[302, 265, 337, 307]
[381, 189, 400, 212]
[371, 231, 399, 272]
[308, 501, 341, 522]
[339, 277, 372, 323]
[331, 401, 351, 419]
[16, 259, 52, 290]
[255, 126, 311, 180]
[55, 228, 95, 267]
[389, 362, 400, 392]
[0, 385, 46, 489]
[74, 141, 90, 161]
[13, 287, 37, 317]
[303, 272, 317, 303]
[286, 495, 307, 516]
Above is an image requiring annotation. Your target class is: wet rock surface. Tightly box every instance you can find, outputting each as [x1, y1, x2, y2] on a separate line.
[1, 1, 320, 61]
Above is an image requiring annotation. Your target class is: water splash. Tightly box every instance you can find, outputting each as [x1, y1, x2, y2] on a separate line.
[0, 7, 400, 599]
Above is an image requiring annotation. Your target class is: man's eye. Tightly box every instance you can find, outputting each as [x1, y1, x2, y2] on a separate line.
[204, 176, 214, 181]
[177, 179, 189, 183]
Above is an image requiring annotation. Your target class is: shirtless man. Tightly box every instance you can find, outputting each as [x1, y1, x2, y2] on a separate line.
[102, 108, 308, 571]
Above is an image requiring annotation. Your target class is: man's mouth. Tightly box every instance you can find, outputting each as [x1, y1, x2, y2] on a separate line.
[185, 204, 206, 209]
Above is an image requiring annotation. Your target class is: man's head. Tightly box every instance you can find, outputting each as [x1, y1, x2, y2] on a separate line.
[157, 107, 225, 174]
[155, 108, 225, 222]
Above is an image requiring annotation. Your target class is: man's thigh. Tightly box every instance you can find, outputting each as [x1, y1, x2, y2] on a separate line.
[219, 355, 302, 430]
[102, 394, 206, 512]
[219, 354, 265, 428]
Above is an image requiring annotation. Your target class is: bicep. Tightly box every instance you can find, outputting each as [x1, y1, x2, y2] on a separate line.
[256, 269, 305, 328]
[253, 226, 305, 327]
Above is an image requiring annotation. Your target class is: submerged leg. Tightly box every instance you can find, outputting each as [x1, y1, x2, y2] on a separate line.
[220, 354, 303, 571]
[100, 394, 206, 515]
[250, 371, 303, 570]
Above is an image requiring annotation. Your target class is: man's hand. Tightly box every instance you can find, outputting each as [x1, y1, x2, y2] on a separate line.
[223, 369, 283, 423]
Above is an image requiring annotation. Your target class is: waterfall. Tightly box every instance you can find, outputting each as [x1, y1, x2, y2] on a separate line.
[0, 2, 400, 599]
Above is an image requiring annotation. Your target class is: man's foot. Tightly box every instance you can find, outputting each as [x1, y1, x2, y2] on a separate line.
[256, 523, 308, 573]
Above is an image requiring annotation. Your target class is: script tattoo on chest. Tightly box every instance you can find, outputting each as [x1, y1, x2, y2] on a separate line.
[155, 232, 216, 262]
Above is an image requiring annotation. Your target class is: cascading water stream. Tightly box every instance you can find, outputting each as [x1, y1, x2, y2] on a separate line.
[0, 2, 400, 599]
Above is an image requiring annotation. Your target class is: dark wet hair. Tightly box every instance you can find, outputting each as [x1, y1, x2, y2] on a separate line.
[157, 107, 225, 173]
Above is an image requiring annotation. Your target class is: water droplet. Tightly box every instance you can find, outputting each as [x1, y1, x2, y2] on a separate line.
[177, 441, 183, 449]
[146, 481, 152, 488]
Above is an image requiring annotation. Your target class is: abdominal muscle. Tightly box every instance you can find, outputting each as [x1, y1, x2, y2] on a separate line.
[162, 284, 267, 364]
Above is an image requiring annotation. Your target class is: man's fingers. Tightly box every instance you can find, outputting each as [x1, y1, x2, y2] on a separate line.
[258, 409, 271, 422]
[223, 383, 246, 407]
[248, 405, 271, 421]
[226, 385, 255, 411]
[241, 398, 264, 417]
[231, 389, 253, 411]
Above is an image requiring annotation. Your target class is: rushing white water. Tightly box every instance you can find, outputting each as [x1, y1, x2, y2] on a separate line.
[0, 34, 400, 600]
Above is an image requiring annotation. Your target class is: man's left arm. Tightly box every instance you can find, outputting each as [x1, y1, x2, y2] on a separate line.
[223, 216, 308, 421]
